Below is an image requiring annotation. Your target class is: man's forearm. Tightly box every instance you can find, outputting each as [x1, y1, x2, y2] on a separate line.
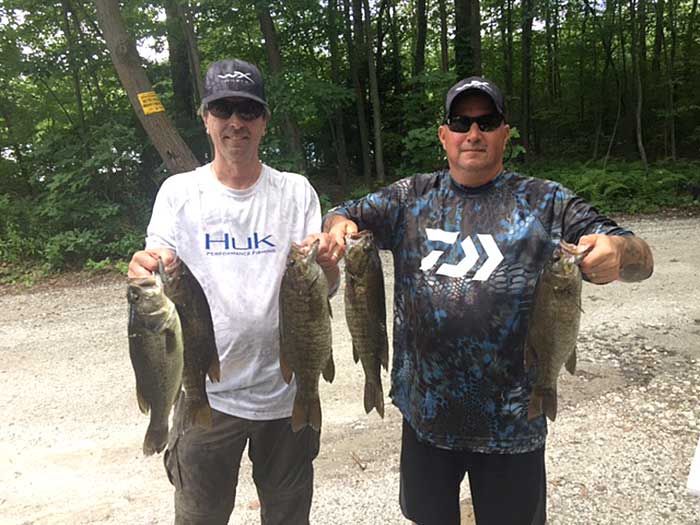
[618, 235, 654, 282]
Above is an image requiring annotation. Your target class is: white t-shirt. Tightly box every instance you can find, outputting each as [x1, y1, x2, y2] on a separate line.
[145, 162, 321, 420]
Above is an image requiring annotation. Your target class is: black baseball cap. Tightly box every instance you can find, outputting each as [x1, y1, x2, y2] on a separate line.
[202, 59, 267, 107]
[445, 76, 505, 118]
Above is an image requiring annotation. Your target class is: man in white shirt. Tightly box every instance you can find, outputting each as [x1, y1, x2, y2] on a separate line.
[128, 58, 341, 525]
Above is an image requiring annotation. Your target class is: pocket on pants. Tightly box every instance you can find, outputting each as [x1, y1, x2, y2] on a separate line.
[163, 435, 183, 490]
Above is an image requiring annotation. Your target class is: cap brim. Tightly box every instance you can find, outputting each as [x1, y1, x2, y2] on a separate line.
[201, 91, 268, 107]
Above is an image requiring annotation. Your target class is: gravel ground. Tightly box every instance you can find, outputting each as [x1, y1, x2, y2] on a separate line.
[1, 213, 699, 524]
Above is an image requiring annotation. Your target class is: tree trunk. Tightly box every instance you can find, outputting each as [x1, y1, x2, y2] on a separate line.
[388, 0, 403, 93]
[665, 0, 677, 160]
[164, 0, 195, 126]
[520, 0, 534, 155]
[438, 0, 449, 72]
[629, 0, 649, 170]
[454, 0, 481, 78]
[94, 0, 200, 175]
[375, 0, 388, 98]
[362, 0, 385, 184]
[66, 0, 106, 111]
[343, 0, 372, 183]
[328, 0, 351, 186]
[256, 2, 305, 172]
[178, 2, 204, 104]
[60, 0, 89, 160]
[683, 0, 698, 80]
[414, 0, 427, 76]
[652, 0, 665, 77]
[499, 0, 514, 104]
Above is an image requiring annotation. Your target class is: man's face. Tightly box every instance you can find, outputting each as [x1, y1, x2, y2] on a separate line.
[202, 97, 267, 165]
[438, 92, 509, 187]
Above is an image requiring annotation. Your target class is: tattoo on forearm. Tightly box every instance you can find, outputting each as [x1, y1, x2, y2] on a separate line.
[619, 237, 654, 282]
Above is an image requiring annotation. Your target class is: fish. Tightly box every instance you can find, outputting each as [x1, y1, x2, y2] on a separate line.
[344, 230, 389, 417]
[279, 239, 335, 432]
[164, 261, 221, 429]
[127, 265, 184, 455]
[525, 240, 591, 422]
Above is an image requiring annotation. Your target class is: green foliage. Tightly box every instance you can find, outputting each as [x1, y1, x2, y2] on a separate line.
[522, 161, 700, 214]
[85, 257, 129, 275]
[2, 0, 700, 282]
[398, 126, 445, 177]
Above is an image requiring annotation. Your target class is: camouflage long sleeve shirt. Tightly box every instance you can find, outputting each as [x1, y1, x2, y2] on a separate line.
[328, 170, 632, 453]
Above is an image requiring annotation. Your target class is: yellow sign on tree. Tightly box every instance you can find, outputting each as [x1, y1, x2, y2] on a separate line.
[137, 91, 166, 115]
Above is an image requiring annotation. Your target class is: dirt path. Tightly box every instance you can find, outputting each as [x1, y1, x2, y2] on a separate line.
[1, 214, 699, 524]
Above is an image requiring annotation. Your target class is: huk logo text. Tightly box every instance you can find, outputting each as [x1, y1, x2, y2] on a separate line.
[205, 233, 275, 251]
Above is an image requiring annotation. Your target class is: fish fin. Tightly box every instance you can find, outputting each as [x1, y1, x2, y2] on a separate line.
[136, 387, 150, 415]
[524, 342, 536, 369]
[322, 354, 336, 383]
[565, 350, 577, 375]
[142, 420, 168, 456]
[309, 397, 322, 432]
[543, 390, 558, 421]
[291, 397, 322, 433]
[184, 399, 213, 429]
[527, 392, 543, 421]
[291, 397, 307, 432]
[352, 343, 360, 363]
[364, 379, 385, 418]
[279, 354, 294, 384]
[207, 353, 221, 383]
[380, 338, 389, 371]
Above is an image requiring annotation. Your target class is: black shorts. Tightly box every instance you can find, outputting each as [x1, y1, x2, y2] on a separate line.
[399, 419, 546, 525]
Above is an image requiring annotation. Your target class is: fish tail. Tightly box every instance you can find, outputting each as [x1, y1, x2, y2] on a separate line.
[363, 377, 385, 418]
[542, 390, 558, 421]
[207, 355, 221, 383]
[291, 396, 322, 433]
[183, 397, 213, 429]
[527, 393, 543, 421]
[143, 419, 168, 456]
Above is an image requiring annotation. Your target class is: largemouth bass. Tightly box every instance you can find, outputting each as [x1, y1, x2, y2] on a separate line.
[127, 268, 184, 455]
[279, 240, 335, 432]
[164, 262, 221, 429]
[344, 230, 388, 417]
[526, 240, 591, 422]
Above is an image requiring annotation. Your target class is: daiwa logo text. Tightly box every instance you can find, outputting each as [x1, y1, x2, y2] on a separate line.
[420, 228, 503, 280]
[205, 232, 275, 251]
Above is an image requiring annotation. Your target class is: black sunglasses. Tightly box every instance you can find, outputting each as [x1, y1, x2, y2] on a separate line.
[206, 99, 266, 121]
[445, 112, 503, 133]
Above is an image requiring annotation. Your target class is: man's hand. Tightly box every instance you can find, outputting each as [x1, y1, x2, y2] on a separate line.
[127, 248, 178, 278]
[577, 234, 653, 284]
[300, 232, 341, 295]
[300, 232, 343, 269]
[323, 214, 359, 252]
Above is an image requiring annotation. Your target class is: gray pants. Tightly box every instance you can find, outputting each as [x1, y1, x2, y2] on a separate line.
[164, 394, 320, 525]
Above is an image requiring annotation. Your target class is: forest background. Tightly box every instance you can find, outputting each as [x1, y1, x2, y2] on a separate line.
[1, 0, 699, 282]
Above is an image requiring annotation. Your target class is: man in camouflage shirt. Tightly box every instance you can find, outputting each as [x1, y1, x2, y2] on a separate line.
[324, 77, 654, 525]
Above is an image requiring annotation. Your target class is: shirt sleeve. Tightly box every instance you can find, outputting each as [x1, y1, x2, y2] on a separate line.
[553, 186, 633, 243]
[145, 179, 178, 253]
[324, 178, 407, 251]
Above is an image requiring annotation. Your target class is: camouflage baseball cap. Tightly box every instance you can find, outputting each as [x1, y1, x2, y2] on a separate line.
[202, 59, 267, 107]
